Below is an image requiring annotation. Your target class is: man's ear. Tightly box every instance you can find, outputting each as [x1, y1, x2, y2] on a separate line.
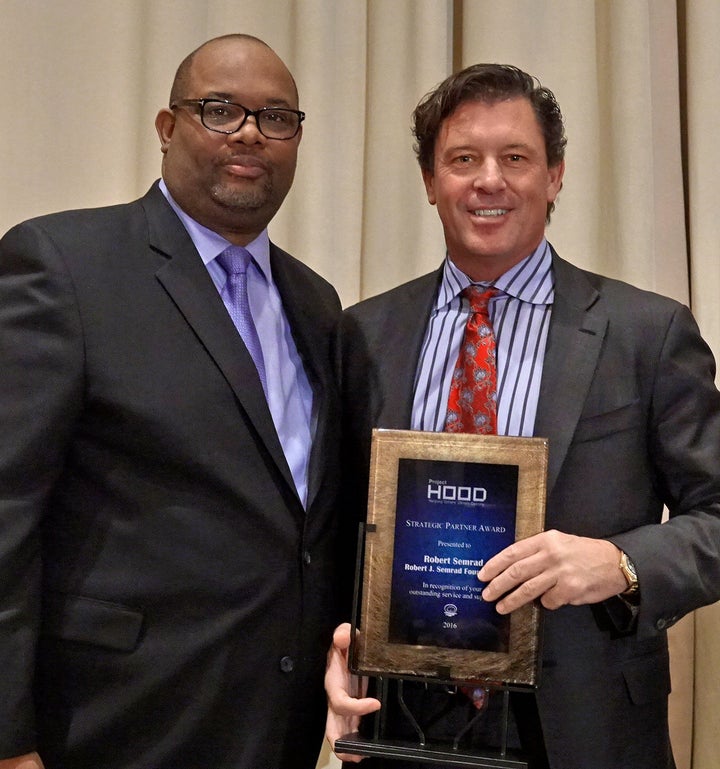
[421, 167, 437, 206]
[155, 108, 176, 154]
[547, 159, 565, 203]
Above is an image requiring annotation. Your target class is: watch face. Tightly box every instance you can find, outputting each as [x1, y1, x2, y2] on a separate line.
[626, 555, 637, 579]
[621, 553, 639, 594]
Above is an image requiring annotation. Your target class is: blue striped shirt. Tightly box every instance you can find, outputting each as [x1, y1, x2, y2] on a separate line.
[411, 240, 554, 437]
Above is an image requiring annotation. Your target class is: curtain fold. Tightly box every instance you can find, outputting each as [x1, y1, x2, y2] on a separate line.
[682, 3, 720, 767]
[2, 2, 718, 767]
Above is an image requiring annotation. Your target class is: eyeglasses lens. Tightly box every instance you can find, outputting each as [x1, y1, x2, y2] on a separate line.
[201, 101, 300, 139]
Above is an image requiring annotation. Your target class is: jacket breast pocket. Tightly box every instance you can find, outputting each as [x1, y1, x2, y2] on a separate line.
[572, 399, 642, 444]
[41, 592, 144, 652]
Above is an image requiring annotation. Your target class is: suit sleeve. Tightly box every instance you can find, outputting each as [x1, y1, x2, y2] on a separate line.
[608, 303, 720, 640]
[0, 221, 84, 755]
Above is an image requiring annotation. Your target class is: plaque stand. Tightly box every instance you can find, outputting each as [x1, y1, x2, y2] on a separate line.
[337, 524, 529, 767]
[335, 677, 528, 768]
[341, 429, 549, 768]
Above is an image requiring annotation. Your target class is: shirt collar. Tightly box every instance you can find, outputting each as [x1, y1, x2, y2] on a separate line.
[436, 239, 554, 310]
[159, 178, 272, 281]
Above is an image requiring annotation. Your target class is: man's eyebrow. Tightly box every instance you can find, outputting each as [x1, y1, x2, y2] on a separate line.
[503, 142, 535, 153]
[204, 91, 294, 108]
[441, 141, 537, 155]
[203, 91, 233, 101]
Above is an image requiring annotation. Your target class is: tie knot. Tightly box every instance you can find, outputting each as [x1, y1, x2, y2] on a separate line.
[217, 245, 252, 276]
[463, 285, 498, 314]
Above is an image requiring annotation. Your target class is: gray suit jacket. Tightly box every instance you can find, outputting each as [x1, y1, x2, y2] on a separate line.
[0, 183, 344, 769]
[339, 248, 720, 769]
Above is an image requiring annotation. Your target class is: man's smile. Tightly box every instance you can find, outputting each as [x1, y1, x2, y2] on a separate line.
[471, 208, 509, 217]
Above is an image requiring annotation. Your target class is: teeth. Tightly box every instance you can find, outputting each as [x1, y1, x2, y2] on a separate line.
[473, 209, 508, 217]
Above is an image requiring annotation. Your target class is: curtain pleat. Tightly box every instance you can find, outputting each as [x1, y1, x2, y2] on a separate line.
[1, 2, 718, 767]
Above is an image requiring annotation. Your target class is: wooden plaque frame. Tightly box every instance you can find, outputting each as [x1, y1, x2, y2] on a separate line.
[350, 429, 548, 687]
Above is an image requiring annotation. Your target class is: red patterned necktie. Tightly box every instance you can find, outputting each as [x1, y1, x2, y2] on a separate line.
[444, 286, 499, 435]
[444, 285, 499, 711]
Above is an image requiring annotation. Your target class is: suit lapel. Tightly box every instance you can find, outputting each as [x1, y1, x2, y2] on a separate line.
[271, 245, 337, 510]
[534, 252, 607, 493]
[140, 185, 296, 496]
[377, 270, 443, 427]
[365, 255, 605, 498]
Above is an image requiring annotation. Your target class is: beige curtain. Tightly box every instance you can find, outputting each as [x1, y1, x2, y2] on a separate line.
[2, 1, 718, 767]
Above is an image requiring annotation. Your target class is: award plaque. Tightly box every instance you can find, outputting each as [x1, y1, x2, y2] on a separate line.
[350, 428, 548, 687]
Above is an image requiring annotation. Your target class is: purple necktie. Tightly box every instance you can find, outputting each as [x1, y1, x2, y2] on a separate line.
[216, 245, 267, 394]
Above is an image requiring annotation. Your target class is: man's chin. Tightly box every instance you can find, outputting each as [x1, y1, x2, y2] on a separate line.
[211, 186, 269, 211]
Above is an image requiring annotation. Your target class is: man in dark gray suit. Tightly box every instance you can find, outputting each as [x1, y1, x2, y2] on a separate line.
[0, 34, 343, 769]
[326, 64, 720, 769]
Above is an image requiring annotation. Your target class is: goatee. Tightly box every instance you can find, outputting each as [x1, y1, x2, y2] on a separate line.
[210, 179, 274, 211]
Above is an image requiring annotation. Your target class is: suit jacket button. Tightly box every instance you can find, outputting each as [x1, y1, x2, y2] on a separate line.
[303, 550, 312, 565]
[280, 656, 295, 673]
[656, 618, 667, 630]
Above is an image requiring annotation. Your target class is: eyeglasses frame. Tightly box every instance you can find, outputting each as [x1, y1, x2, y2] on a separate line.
[170, 98, 305, 140]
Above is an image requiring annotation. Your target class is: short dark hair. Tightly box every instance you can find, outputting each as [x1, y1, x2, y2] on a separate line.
[412, 63, 566, 175]
[168, 34, 298, 107]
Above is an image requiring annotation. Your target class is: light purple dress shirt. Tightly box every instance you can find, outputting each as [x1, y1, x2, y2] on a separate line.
[159, 180, 315, 508]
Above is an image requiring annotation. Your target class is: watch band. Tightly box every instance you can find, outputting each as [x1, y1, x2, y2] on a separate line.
[619, 550, 639, 595]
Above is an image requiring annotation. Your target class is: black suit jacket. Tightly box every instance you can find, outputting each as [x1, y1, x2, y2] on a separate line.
[0, 183, 344, 769]
[340, 248, 720, 769]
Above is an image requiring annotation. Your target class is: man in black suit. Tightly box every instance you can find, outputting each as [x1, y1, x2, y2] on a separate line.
[0, 34, 343, 769]
[325, 64, 720, 768]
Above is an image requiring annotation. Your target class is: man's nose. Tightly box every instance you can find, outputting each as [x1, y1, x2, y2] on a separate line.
[473, 159, 506, 191]
[229, 114, 266, 143]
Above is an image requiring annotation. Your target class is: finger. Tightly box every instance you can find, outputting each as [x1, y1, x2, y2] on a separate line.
[326, 730, 366, 763]
[493, 573, 559, 613]
[328, 691, 383, 715]
[333, 622, 352, 649]
[481, 547, 550, 602]
[325, 649, 380, 713]
[326, 712, 368, 763]
[478, 533, 545, 582]
[325, 710, 360, 744]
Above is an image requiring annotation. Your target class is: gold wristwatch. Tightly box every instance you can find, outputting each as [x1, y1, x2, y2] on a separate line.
[619, 551, 639, 595]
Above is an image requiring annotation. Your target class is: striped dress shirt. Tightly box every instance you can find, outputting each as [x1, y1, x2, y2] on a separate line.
[411, 239, 554, 437]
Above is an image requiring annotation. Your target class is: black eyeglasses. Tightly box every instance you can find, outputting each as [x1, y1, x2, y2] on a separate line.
[171, 98, 304, 140]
